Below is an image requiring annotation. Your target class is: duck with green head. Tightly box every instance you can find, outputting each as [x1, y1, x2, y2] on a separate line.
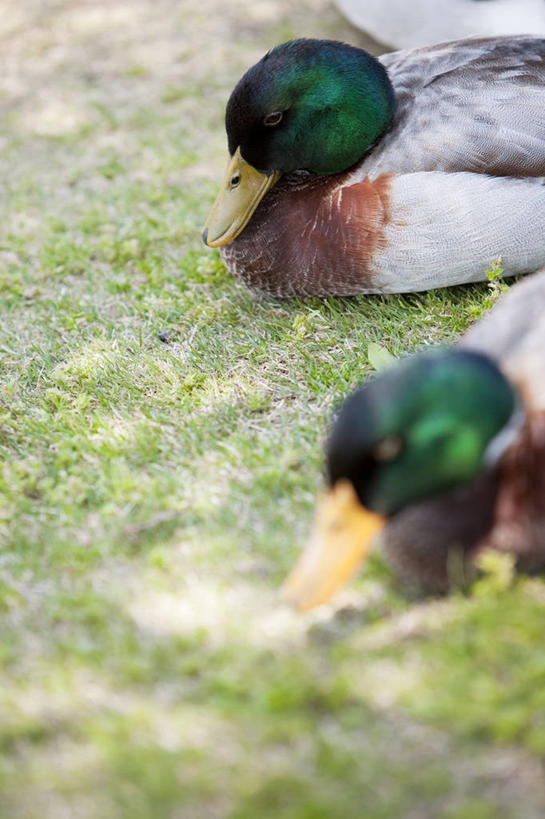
[203, 37, 545, 296]
[281, 272, 545, 609]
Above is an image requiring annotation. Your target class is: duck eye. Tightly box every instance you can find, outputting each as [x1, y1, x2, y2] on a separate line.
[372, 436, 403, 462]
[263, 111, 283, 127]
[230, 173, 241, 188]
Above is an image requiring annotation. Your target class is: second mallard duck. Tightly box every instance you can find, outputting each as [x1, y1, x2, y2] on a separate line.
[281, 271, 545, 610]
[203, 37, 545, 297]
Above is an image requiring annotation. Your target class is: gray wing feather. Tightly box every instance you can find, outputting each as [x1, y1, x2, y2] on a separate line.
[460, 270, 545, 409]
[365, 37, 545, 178]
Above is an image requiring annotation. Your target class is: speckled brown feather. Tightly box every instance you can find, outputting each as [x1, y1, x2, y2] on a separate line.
[483, 412, 545, 572]
[221, 171, 393, 297]
[382, 469, 502, 593]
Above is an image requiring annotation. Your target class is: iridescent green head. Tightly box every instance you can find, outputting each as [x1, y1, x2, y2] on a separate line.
[281, 349, 519, 613]
[226, 38, 395, 175]
[203, 39, 395, 247]
[327, 350, 518, 516]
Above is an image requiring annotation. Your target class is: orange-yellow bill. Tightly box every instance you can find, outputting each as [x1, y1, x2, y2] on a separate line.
[202, 147, 280, 247]
[280, 479, 385, 612]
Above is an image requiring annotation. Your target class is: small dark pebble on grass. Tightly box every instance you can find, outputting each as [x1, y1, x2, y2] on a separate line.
[158, 329, 179, 343]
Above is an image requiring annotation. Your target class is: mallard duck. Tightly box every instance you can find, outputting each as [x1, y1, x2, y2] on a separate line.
[281, 271, 545, 610]
[335, 0, 545, 50]
[202, 37, 545, 297]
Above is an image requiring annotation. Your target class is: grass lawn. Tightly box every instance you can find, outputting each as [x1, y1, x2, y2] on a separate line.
[1, 1, 544, 816]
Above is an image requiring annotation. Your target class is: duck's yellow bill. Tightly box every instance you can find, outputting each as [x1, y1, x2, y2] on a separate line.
[202, 147, 280, 247]
[280, 479, 386, 612]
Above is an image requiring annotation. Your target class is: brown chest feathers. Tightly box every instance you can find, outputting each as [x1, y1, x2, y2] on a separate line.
[483, 410, 545, 572]
[380, 411, 545, 593]
[220, 171, 393, 297]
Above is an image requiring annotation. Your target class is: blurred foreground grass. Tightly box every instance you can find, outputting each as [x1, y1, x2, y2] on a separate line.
[1, 1, 544, 816]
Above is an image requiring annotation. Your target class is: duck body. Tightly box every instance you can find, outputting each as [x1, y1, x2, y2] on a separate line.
[335, 0, 545, 50]
[385, 271, 545, 591]
[281, 272, 545, 610]
[206, 37, 545, 297]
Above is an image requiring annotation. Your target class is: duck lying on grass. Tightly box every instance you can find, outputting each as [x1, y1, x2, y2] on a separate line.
[334, 0, 545, 51]
[203, 37, 545, 297]
[281, 271, 545, 610]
